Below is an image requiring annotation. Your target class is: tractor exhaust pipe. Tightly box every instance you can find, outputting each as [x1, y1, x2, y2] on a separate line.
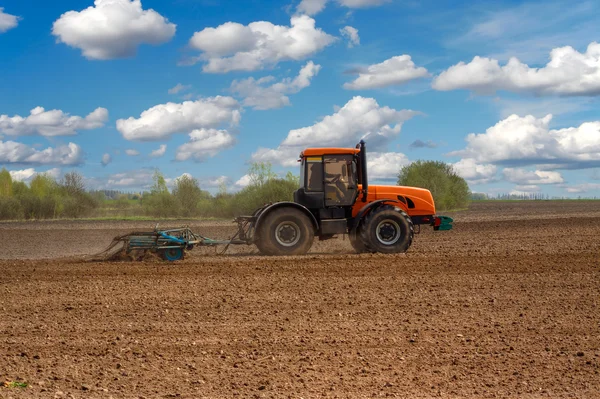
[359, 140, 368, 202]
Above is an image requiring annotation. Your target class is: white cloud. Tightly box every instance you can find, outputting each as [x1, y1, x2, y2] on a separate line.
[281, 96, 419, 148]
[0, 7, 19, 33]
[510, 185, 542, 196]
[251, 96, 419, 167]
[188, 15, 335, 73]
[116, 96, 241, 141]
[450, 114, 600, 169]
[502, 168, 564, 184]
[125, 149, 140, 156]
[564, 183, 600, 193]
[251, 146, 301, 167]
[340, 26, 360, 48]
[230, 61, 321, 110]
[235, 174, 253, 188]
[175, 128, 236, 162]
[8, 168, 36, 182]
[101, 153, 111, 166]
[200, 175, 229, 188]
[168, 83, 191, 95]
[52, 0, 176, 60]
[433, 42, 600, 96]
[297, 0, 328, 15]
[343, 55, 429, 90]
[452, 158, 498, 185]
[0, 141, 83, 165]
[0, 106, 108, 137]
[149, 144, 167, 157]
[106, 169, 154, 188]
[368, 152, 410, 180]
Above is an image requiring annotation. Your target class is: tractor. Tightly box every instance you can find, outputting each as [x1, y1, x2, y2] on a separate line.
[247, 140, 452, 256]
[90, 140, 452, 261]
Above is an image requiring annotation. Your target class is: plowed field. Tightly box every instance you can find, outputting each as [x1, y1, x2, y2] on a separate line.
[1, 201, 599, 398]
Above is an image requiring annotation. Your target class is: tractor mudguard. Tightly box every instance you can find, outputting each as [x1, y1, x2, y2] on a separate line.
[350, 199, 407, 236]
[254, 202, 319, 237]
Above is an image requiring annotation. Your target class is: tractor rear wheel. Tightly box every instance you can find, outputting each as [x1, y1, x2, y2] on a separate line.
[360, 205, 414, 254]
[255, 207, 314, 256]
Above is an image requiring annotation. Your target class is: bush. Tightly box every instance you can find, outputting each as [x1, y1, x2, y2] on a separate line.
[0, 197, 23, 220]
[397, 160, 470, 211]
[229, 178, 298, 215]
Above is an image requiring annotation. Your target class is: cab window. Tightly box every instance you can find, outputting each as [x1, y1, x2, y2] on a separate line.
[305, 157, 323, 191]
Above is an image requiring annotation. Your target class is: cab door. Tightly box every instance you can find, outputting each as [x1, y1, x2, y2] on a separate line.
[323, 155, 358, 207]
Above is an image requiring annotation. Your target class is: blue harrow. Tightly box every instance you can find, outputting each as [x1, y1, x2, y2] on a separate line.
[87, 220, 253, 262]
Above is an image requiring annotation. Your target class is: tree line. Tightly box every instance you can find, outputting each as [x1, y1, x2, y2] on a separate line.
[0, 160, 472, 221]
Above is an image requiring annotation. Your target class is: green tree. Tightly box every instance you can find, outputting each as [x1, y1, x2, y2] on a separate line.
[59, 171, 98, 218]
[248, 161, 277, 187]
[0, 168, 13, 197]
[143, 169, 178, 217]
[151, 169, 169, 194]
[397, 160, 470, 211]
[173, 174, 207, 217]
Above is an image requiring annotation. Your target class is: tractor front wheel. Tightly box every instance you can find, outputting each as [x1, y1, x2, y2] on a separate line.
[349, 231, 374, 253]
[360, 205, 414, 254]
[255, 208, 314, 256]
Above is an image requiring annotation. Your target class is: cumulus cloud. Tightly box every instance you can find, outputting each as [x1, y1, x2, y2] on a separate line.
[433, 42, 600, 96]
[175, 128, 236, 162]
[452, 158, 498, 184]
[188, 15, 335, 73]
[52, 0, 176, 60]
[450, 114, 600, 169]
[8, 168, 36, 182]
[101, 153, 111, 166]
[116, 96, 241, 141]
[235, 174, 254, 188]
[502, 168, 564, 184]
[281, 96, 419, 148]
[340, 26, 360, 48]
[125, 149, 140, 156]
[168, 83, 191, 95]
[368, 152, 410, 180]
[149, 144, 167, 157]
[344, 55, 429, 90]
[0, 106, 108, 137]
[0, 7, 19, 33]
[0, 140, 83, 166]
[230, 61, 321, 110]
[251, 96, 419, 168]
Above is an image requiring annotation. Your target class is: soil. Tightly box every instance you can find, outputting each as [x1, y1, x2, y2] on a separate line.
[0, 201, 599, 398]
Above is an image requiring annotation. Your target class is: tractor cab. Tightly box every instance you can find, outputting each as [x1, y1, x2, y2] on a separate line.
[294, 146, 362, 212]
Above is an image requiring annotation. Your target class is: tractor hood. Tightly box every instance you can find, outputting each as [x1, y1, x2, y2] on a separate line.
[352, 184, 436, 217]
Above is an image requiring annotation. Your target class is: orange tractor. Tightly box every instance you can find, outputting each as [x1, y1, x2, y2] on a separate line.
[91, 140, 453, 261]
[235, 140, 453, 256]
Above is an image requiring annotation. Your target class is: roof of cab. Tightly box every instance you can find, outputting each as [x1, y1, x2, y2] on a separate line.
[300, 147, 360, 157]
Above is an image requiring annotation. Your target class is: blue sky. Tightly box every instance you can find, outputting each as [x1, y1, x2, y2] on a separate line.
[1, 0, 600, 197]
